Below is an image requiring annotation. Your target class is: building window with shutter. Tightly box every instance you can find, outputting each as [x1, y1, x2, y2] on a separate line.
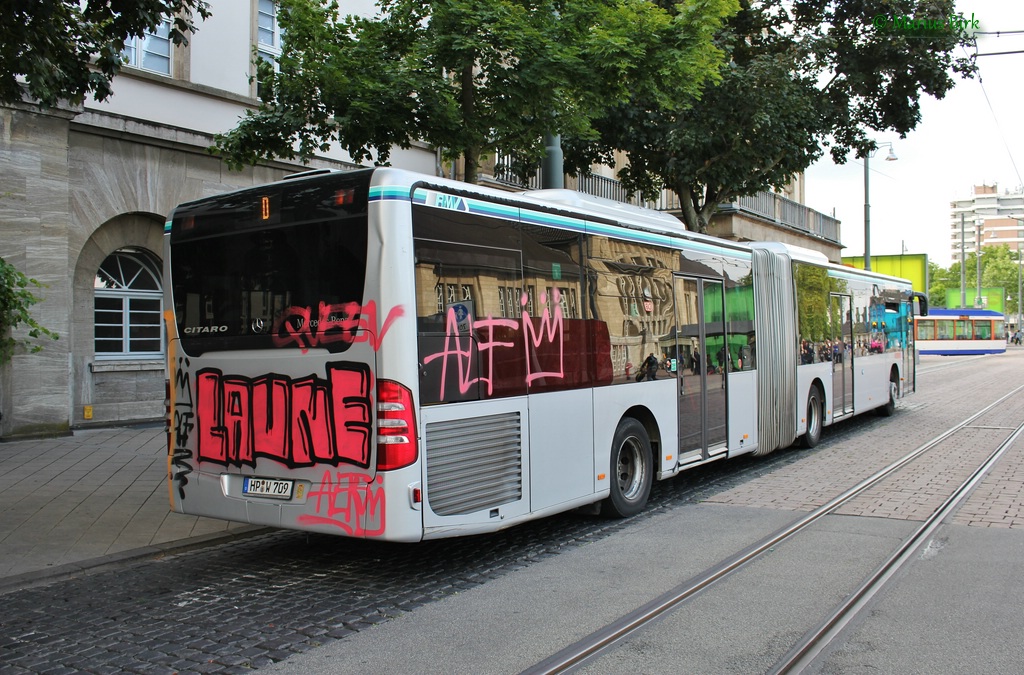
[94, 249, 164, 359]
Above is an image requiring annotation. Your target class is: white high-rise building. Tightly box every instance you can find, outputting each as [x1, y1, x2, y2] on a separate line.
[950, 184, 1024, 263]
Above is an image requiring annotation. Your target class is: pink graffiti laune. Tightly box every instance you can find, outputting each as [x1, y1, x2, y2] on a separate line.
[297, 470, 386, 536]
[194, 362, 373, 468]
[422, 291, 564, 400]
[272, 300, 404, 352]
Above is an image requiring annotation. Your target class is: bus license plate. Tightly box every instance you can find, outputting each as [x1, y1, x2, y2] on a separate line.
[242, 477, 294, 500]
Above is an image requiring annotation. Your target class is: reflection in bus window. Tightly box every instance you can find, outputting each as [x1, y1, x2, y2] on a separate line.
[586, 235, 675, 384]
[169, 180, 369, 355]
[413, 211, 526, 404]
[795, 263, 829, 363]
[726, 265, 756, 371]
[412, 204, 611, 403]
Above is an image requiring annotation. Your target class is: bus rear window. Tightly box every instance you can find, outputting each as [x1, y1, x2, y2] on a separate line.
[169, 179, 369, 355]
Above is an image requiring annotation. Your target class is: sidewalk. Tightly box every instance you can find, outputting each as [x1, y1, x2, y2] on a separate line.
[0, 424, 256, 588]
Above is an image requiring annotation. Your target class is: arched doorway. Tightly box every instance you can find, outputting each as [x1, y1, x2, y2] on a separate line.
[72, 215, 165, 427]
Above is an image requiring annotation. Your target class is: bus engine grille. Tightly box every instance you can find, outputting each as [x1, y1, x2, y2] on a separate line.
[424, 412, 523, 516]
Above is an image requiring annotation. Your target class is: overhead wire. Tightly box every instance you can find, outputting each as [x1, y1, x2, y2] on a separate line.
[968, 29, 1024, 189]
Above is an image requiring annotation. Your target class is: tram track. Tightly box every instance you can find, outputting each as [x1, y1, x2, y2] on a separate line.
[520, 383, 1024, 675]
[771, 415, 1024, 673]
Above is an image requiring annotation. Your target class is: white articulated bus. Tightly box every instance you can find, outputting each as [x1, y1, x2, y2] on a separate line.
[164, 167, 926, 541]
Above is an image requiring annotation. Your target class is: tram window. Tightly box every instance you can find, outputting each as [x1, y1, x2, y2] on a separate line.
[975, 321, 992, 340]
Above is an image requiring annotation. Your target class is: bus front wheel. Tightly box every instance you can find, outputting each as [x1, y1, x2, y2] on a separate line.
[878, 371, 898, 417]
[601, 418, 653, 518]
[802, 385, 823, 448]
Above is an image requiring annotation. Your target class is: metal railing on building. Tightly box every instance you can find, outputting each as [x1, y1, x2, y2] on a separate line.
[729, 192, 842, 244]
[485, 158, 840, 245]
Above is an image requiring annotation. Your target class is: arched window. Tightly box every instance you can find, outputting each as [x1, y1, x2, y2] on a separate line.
[94, 248, 164, 359]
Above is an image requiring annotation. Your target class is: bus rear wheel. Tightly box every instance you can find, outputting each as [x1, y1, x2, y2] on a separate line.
[600, 418, 653, 518]
[801, 385, 823, 448]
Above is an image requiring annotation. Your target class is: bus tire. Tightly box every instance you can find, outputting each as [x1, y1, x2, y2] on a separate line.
[878, 371, 898, 417]
[801, 385, 823, 448]
[600, 418, 653, 518]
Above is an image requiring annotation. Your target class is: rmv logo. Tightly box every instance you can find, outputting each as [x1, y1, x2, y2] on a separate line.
[436, 194, 467, 211]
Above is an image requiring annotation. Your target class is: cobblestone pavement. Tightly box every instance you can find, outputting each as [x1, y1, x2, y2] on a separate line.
[0, 451, 783, 674]
[3, 351, 1023, 673]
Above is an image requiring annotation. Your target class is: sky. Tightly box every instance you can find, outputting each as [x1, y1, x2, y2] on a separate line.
[802, 0, 1024, 268]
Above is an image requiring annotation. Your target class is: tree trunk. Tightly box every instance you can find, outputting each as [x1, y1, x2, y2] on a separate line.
[460, 63, 479, 184]
[674, 181, 700, 233]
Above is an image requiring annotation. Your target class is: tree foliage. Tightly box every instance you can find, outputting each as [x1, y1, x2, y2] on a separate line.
[931, 246, 1024, 317]
[0, 257, 58, 365]
[213, 0, 738, 183]
[0, 0, 211, 107]
[927, 260, 958, 308]
[565, 0, 977, 232]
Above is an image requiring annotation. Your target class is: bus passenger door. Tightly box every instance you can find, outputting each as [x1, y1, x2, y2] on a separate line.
[674, 276, 727, 465]
[831, 294, 854, 417]
[903, 299, 916, 393]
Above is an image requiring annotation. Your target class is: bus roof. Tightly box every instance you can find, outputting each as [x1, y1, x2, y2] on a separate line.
[521, 188, 686, 232]
[371, 167, 755, 254]
[261, 167, 911, 286]
[925, 308, 1005, 317]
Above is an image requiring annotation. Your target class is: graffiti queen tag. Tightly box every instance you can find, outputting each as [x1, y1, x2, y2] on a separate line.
[272, 300, 404, 352]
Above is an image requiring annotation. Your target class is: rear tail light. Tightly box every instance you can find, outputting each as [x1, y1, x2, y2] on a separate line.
[376, 379, 417, 471]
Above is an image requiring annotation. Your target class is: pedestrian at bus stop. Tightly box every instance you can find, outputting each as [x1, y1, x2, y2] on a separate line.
[644, 352, 659, 381]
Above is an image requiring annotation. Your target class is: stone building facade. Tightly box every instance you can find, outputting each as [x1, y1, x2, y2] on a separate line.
[0, 1, 842, 439]
[0, 0, 408, 438]
[0, 103, 302, 437]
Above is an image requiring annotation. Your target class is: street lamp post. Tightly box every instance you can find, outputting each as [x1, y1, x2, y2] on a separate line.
[976, 219, 983, 308]
[863, 142, 898, 271]
[960, 213, 966, 308]
[1016, 218, 1023, 331]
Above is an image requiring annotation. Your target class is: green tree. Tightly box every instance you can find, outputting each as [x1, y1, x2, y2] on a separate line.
[927, 259, 958, 308]
[212, 0, 738, 183]
[0, 257, 58, 365]
[930, 246, 1022, 312]
[0, 0, 211, 107]
[565, 0, 977, 232]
